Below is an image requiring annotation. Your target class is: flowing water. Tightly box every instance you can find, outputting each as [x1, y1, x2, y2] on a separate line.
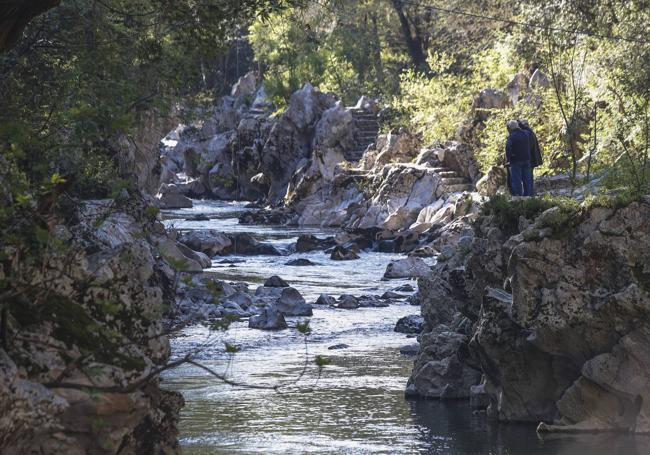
[162, 201, 650, 455]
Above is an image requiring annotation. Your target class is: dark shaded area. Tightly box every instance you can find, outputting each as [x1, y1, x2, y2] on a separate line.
[0, 0, 60, 51]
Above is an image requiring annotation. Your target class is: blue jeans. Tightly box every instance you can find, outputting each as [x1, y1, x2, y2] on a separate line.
[510, 161, 534, 196]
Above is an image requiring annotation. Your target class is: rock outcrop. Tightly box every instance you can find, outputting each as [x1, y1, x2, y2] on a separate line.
[408, 195, 650, 434]
[0, 193, 187, 453]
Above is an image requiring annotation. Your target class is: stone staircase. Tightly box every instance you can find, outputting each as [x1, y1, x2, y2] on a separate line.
[347, 108, 380, 161]
[428, 160, 475, 195]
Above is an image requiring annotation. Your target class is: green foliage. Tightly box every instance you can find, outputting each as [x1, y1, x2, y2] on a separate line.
[391, 53, 473, 143]
[145, 205, 161, 219]
[250, 1, 407, 105]
[481, 194, 580, 235]
[205, 280, 224, 302]
[476, 90, 564, 174]
[164, 255, 189, 272]
[0, 0, 293, 202]
[296, 320, 311, 334]
[314, 355, 331, 368]
[224, 342, 241, 354]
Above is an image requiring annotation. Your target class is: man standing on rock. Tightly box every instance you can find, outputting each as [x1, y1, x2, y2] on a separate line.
[505, 119, 533, 196]
[519, 119, 543, 170]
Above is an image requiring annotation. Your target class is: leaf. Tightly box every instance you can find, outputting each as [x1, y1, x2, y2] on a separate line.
[50, 173, 67, 185]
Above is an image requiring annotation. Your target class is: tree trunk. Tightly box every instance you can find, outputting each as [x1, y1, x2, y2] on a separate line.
[390, 0, 430, 72]
[0, 0, 61, 52]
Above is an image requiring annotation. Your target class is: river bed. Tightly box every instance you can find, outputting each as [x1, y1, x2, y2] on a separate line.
[161, 201, 649, 455]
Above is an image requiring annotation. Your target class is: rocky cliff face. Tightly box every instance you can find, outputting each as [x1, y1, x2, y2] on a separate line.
[156, 75, 480, 233]
[409, 195, 650, 433]
[0, 192, 197, 454]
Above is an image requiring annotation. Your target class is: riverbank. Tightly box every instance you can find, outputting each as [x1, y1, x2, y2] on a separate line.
[159, 196, 650, 454]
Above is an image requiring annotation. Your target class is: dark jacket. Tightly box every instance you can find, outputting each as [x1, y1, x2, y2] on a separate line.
[505, 128, 531, 163]
[521, 125, 543, 167]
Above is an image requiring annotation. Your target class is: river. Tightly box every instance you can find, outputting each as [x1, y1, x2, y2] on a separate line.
[161, 201, 649, 455]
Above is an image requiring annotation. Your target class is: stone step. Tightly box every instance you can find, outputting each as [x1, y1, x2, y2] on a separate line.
[352, 113, 378, 120]
[438, 171, 461, 178]
[441, 177, 470, 185]
[439, 183, 474, 194]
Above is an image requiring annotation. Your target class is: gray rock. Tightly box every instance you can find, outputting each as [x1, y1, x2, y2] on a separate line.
[384, 257, 431, 279]
[264, 275, 289, 287]
[394, 284, 415, 292]
[394, 315, 424, 334]
[226, 233, 282, 256]
[315, 294, 336, 305]
[275, 287, 312, 316]
[400, 343, 420, 356]
[249, 306, 288, 330]
[157, 192, 192, 209]
[357, 295, 389, 307]
[330, 245, 360, 261]
[285, 258, 319, 266]
[328, 344, 350, 350]
[381, 290, 405, 300]
[337, 294, 360, 309]
[296, 234, 336, 252]
[178, 230, 232, 256]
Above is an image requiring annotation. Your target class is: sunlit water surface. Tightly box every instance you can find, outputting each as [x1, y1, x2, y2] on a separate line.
[162, 200, 649, 454]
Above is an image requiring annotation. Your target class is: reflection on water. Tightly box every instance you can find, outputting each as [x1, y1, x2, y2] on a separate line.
[162, 200, 650, 455]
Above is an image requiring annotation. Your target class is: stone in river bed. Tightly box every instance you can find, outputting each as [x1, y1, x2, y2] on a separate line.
[157, 192, 193, 209]
[330, 245, 360, 261]
[217, 258, 245, 264]
[394, 284, 415, 292]
[285, 258, 319, 266]
[357, 295, 389, 307]
[395, 315, 424, 334]
[328, 344, 350, 350]
[275, 287, 313, 316]
[381, 290, 406, 300]
[315, 294, 336, 305]
[296, 234, 336, 252]
[223, 292, 253, 310]
[337, 294, 360, 309]
[249, 306, 288, 330]
[400, 343, 420, 356]
[264, 275, 289, 287]
[384, 257, 431, 279]
[178, 230, 232, 256]
[225, 232, 282, 256]
[185, 214, 210, 221]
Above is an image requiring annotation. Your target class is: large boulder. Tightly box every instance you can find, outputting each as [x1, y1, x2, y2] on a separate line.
[225, 233, 282, 256]
[264, 275, 289, 287]
[330, 245, 360, 261]
[249, 306, 288, 330]
[275, 287, 313, 316]
[178, 230, 232, 256]
[361, 131, 421, 170]
[394, 315, 424, 334]
[384, 257, 431, 279]
[261, 83, 336, 202]
[436, 141, 480, 183]
[156, 190, 192, 209]
[476, 165, 507, 196]
[406, 326, 481, 398]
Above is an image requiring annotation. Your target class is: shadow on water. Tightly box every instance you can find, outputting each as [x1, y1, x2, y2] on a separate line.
[408, 399, 650, 455]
